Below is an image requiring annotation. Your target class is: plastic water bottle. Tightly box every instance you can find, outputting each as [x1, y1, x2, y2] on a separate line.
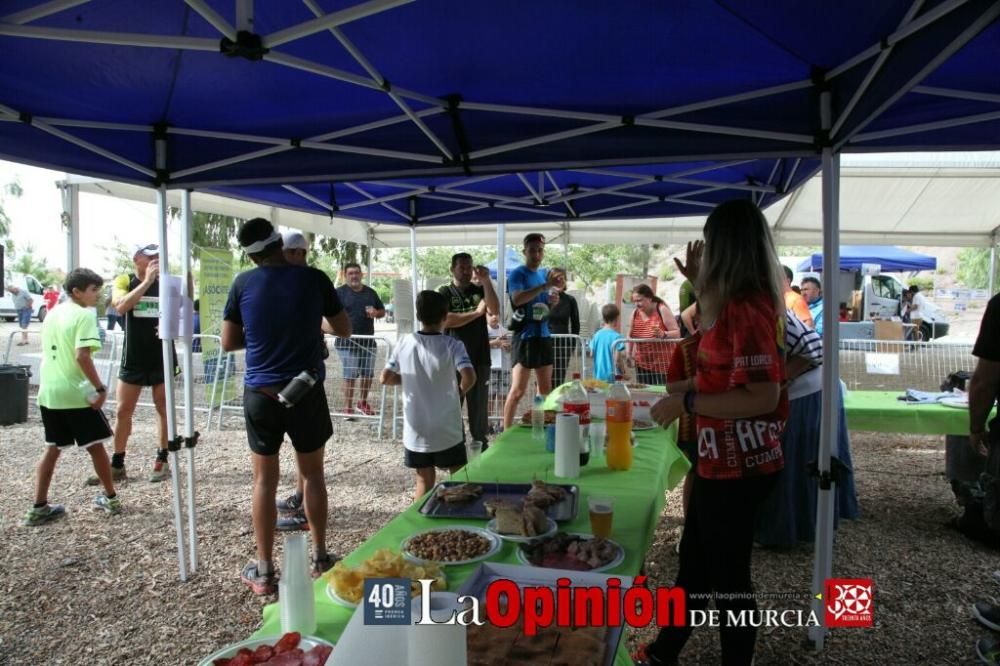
[531, 395, 545, 441]
[77, 379, 100, 405]
[277, 370, 317, 408]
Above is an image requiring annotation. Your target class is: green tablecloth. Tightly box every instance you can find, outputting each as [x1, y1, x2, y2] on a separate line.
[844, 390, 990, 435]
[255, 423, 690, 665]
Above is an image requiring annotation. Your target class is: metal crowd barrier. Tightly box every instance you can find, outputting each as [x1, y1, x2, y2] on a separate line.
[838, 338, 976, 392]
[215, 334, 393, 439]
[4, 327, 118, 406]
[623, 336, 681, 385]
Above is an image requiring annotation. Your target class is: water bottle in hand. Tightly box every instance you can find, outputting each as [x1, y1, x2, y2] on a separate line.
[531, 395, 545, 441]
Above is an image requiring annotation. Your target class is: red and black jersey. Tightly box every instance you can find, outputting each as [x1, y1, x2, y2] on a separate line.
[667, 331, 701, 445]
[694, 292, 787, 480]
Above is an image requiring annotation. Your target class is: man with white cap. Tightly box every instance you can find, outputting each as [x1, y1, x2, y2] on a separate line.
[281, 231, 309, 266]
[87, 243, 174, 485]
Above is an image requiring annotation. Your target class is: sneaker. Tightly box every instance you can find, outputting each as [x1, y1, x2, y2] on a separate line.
[978, 636, 1000, 665]
[149, 460, 170, 482]
[342, 407, 357, 421]
[356, 401, 375, 416]
[21, 503, 66, 527]
[95, 494, 122, 515]
[241, 561, 277, 595]
[974, 602, 1000, 632]
[276, 492, 304, 513]
[276, 513, 309, 532]
[312, 553, 340, 579]
[86, 465, 127, 487]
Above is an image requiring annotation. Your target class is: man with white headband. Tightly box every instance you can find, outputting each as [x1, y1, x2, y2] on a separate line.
[222, 218, 351, 595]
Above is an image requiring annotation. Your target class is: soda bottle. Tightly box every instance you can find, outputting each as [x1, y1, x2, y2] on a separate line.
[606, 375, 633, 470]
[531, 395, 545, 441]
[563, 372, 591, 438]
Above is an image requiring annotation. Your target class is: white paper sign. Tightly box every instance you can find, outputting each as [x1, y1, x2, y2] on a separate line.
[954, 301, 968, 312]
[973, 289, 989, 300]
[865, 352, 900, 375]
[935, 289, 950, 299]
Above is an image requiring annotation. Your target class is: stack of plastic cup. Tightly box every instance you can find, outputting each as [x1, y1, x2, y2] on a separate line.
[279, 533, 316, 635]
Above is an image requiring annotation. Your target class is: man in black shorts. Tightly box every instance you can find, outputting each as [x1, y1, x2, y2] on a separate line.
[223, 218, 351, 595]
[502, 233, 560, 429]
[24, 268, 121, 526]
[93, 243, 177, 485]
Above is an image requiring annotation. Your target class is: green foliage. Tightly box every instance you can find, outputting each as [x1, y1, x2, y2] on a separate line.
[659, 263, 676, 282]
[908, 275, 934, 292]
[388, 246, 495, 281]
[1, 179, 23, 253]
[563, 244, 650, 291]
[957, 247, 999, 290]
[10, 245, 59, 286]
[370, 275, 394, 304]
[167, 209, 244, 262]
[316, 236, 370, 274]
[101, 239, 137, 278]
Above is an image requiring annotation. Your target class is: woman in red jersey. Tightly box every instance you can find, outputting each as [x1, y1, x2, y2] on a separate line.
[645, 199, 788, 666]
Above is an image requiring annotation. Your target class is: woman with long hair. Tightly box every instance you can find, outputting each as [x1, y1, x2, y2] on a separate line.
[644, 199, 788, 666]
[627, 283, 680, 385]
[546, 267, 580, 386]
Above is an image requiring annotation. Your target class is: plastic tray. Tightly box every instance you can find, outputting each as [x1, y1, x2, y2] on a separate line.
[418, 481, 579, 522]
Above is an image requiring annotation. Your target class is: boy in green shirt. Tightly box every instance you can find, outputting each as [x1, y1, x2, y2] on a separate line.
[23, 268, 122, 526]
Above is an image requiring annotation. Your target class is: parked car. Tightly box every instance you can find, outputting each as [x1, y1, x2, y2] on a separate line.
[1, 271, 48, 322]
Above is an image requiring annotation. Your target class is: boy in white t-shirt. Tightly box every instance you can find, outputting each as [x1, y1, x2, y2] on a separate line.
[382, 291, 476, 501]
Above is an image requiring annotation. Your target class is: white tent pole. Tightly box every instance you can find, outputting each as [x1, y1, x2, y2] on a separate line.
[179, 188, 198, 572]
[366, 228, 375, 284]
[183, 0, 236, 40]
[156, 180, 188, 583]
[0, 23, 218, 50]
[3, 0, 91, 25]
[810, 91, 840, 650]
[496, 224, 506, 322]
[61, 182, 80, 271]
[263, 0, 413, 48]
[344, 182, 411, 222]
[409, 224, 418, 315]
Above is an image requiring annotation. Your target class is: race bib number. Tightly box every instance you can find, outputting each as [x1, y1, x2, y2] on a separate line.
[133, 296, 160, 318]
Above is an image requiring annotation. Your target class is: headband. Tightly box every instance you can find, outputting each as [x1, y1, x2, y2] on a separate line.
[241, 231, 280, 254]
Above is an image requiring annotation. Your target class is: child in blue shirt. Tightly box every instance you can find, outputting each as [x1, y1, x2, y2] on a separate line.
[588, 304, 625, 383]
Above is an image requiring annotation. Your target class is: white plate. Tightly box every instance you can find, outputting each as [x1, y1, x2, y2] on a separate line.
[198, 635, 334, 666]
[486, 516, 558, 544]
[939, 396, 969, 409]
[632, 419, 658, 431]
[401, 527, 502, 566]
[325, 583, 360, 608]
[516, 533, 626, 573]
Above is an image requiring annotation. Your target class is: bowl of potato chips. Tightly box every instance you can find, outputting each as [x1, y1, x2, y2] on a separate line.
[324, 548, 447, 608]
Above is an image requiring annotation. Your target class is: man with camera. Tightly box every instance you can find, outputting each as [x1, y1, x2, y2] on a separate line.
[222, 218, 351, 595]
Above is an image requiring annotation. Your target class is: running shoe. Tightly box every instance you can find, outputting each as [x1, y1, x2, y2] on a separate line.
[276, 492, 303, 513]
[85, 465, 127, 487]
[95, 494, 122, 515]
[312, 553, 340, 579]
[149, 459, 170, 482]
[978, 636, 1000, 665]
[974, 601, 1000, 632]
[241, 561, 278, 595]
[276, 513, 309, 532]
[21, 503, 66, 527]
[356, 401, 375, 416]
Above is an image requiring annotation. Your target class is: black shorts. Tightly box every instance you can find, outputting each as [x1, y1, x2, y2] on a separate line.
[511, 334, 554, 369]
[404, 441, 467, 469]
[243, 382, 333, 456]
[119, 367, 166, 386]
[40, 406, 113, 448]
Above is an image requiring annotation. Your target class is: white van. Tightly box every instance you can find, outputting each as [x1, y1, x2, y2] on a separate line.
[1, 272, 48, 322]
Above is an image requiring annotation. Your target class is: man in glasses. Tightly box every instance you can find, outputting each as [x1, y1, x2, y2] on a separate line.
[88, 243, 174, 485]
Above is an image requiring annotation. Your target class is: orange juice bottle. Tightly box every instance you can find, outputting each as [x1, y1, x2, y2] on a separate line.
[605, 375, 633, 470]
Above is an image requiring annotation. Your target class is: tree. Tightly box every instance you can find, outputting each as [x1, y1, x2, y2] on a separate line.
[168, 209, 244, 262]
[100, 240, 138, 278]
[957, 247, 999, 291]
[316, 237, 369, 276]
[387, 246, 495, 281]
[562, 244, 649, 291]
[1, 179, 23, 255]
[11, 245, 59, 287]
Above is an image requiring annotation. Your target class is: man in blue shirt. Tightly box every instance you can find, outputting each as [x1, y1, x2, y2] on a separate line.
[223, 218, 351, 595]
[502, 233, 561, 429]
[335, 263, 386, 416]
[801, 276, 824, 335]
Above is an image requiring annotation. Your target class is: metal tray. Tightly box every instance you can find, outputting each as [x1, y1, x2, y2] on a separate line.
[418, 481, 579, 522]
[456, 562, 633, 666]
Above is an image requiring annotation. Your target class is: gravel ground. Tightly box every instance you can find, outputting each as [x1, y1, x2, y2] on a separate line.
[0, 408, 996, 665]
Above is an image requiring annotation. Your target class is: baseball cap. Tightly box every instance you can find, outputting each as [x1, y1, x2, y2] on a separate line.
[282, 231, 309, 250]
[132, 243, 159, 257]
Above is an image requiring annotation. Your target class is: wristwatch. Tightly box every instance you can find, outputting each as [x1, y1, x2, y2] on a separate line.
[683, 391, 696, 415]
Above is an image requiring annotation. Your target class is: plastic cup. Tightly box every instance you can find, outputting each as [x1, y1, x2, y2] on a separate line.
[590, 421, 606, 458]
[588, 495, 614, 539]
[466, 440, 483, 468]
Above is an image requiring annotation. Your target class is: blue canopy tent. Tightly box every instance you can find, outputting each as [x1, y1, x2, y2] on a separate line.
[2, 0, 1000, 654]
[486, 246, 522, 279]
[798, 245, 938, 272]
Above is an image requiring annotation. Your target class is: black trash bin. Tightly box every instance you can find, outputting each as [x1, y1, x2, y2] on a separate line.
[0, 364, 31, 425]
